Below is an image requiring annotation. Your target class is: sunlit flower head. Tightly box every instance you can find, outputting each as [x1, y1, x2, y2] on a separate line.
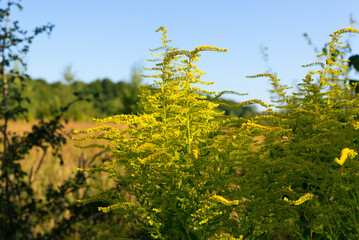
[334, 148, 358, 166]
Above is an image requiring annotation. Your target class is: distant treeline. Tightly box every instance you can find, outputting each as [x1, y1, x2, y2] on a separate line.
[10, 71, 258, 121]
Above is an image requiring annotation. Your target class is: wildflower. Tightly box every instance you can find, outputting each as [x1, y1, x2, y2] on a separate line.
[353, 121, 359, 130]
[284, 193, 314, 205]
[152, 208, 161, 213]
[332, 28, 359, 35]
[334, 148, 358, 166]
[211, 195, 239, 206]
[192, 149, 199, 159]
[214, 233, 244, 240]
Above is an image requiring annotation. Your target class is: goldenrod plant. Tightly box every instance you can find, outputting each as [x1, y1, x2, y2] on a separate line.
[74, 27, 256, 239]
[75, 26, 359, 239]
[238, 28, 359, 239]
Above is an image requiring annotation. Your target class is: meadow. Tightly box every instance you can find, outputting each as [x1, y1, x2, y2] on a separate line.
[6, 120, 123, 193]
[1, 2, 359, 238]
[8, 119, 264, 198]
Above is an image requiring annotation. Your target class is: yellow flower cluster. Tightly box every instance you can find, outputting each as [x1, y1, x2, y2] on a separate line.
[155, 26, 167, 34]
[194, 45, 228, 52]
[241, 122, 273, 131]
[191, 86, 216, 95]
[326, 58, 341, 67]
[98, 201, 137, 213]
[163, 50, 189, 65]
[332, 28, 359, 35]
[138, 151, 172, 164]
[284, 193, 314, 206]
[246, 73, 275, 79]
[334, 148, 358, 166]
[137, 142, 156, 152]
[353, 121, 359, 130]
[327, 68, 342, 76]
[192, 149, 199, 159]
[214, 233, 244, 240]
[72, 125, 119, 135]
[211, 195, 240, 206]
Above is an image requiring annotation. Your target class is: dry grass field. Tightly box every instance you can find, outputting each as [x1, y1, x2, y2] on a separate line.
[4, 120, 129, 197]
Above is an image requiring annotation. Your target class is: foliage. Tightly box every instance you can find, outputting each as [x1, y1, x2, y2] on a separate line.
[10, 71, 257, 121]
[76, 26, 359, 240]
[240, 28, 359, 239]
[0, 1, 137, 239]
[74, 26, 263, 239]
[303, 17, 359, 95]
[17, 72, 142, 121]
[0, 1, 52, 238]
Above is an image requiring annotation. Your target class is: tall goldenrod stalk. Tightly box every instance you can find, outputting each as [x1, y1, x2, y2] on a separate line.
[74, 26, 251, 239]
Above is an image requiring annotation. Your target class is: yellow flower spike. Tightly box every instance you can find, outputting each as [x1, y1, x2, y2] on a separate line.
[214, 233, 244, 240]
[155, 26, 166, 33]
[194, 45, 228, 53]
[211, 195, 240, 206]
[334, 148, 358, 166]
[284, 193, 314, 205]
[353, 121, 359, 130]
[332, 28, 359, 35]
[192, 149, 199, 159]
[199, 219, 209, 225]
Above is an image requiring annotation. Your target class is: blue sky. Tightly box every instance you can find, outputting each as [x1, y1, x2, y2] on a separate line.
[7, 0, 359, 109]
